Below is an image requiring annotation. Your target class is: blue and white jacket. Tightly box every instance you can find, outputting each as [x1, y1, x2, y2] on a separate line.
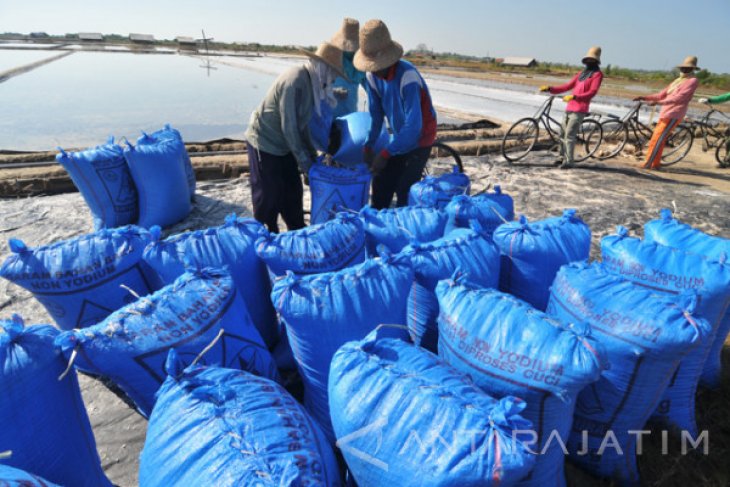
[365, 60, 437, 158]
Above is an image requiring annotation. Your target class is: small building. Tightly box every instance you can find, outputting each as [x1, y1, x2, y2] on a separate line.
[78, 32, 103, 42]
[29, 32, 49, 39]
[499, 57, 538, 68]
[176, 36, 197, 49]
[129, 33, 155, 44]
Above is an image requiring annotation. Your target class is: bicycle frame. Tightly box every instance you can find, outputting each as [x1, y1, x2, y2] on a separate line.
[684, 109, 730, 150]
[533, 96, 563, 143]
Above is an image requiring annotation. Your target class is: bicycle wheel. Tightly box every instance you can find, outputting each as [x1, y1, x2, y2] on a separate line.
[573, 119, 603, 162]
[660, 125, 693, 166]
[716, 139, 730, 168]
[501, 118, 539, 163]
[596, 119, 628, 160]
[426, 142, 464, 175]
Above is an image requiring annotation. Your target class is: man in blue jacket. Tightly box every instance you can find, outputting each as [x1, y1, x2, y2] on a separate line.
[354, 19, 437, 209]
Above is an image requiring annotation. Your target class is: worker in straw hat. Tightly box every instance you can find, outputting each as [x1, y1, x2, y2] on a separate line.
[354, 19, 437, 209]
[539, 46, 604, 169]
[245, 42, 346, 232]
[330, 18, 366, 117]
[633, 56, 700, 170]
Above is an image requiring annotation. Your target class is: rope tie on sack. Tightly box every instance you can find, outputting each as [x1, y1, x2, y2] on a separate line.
[120, 284, 154, 310]
[58, 345, 79, 381]
[191, 329, 226, 367]
[490, 206, 509, 224]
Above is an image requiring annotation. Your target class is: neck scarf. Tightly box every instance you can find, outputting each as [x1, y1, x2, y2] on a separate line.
[305, 58, 337, 116]
[579, 63, 599, 81]
[667, 72, 693, 94]
[343, 52, 366, 85]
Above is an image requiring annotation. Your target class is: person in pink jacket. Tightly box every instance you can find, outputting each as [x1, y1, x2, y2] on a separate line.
[540, 46, 603, 169]
[633, 56, 700, 170]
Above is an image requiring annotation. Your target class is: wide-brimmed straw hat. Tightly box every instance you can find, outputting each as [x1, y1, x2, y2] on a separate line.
[582, 46, 602, 64]
[331, 18, 359, 53]
[353, 19, 404, 73]
[300, 42, 346, 79]
[677, 56, 700, 70]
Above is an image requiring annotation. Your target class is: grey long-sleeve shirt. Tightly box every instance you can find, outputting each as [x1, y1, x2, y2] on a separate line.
[245, 65, 317, 172]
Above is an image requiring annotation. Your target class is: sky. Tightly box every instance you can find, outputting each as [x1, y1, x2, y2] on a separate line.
[2, 0, 729, 73]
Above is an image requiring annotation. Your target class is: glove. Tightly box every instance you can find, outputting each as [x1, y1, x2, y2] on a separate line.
[371, 151, 389, 175]
[563, 95, 575, 103]
[363, 146, 375, 165]
[699, 98, 709, 104]
[539, 85, 550, 92]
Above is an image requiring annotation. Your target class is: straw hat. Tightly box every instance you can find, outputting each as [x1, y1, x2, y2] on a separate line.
[331, 18, 359, 53]
[353, 19, 404, 73]
[300, 42, 346, 78]
[677, 56, 700, 70]
[582, 46, 602, 64]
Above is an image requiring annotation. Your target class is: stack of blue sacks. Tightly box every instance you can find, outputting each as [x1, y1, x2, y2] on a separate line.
[57, 124, 195, 230]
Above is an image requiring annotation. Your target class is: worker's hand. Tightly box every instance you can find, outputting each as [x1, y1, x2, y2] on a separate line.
[699, 98, 710, 104]
[371, 152, 389, 175]
[539, 85, 550, 92]
[363, 146, 375, 165]
[632, 96, 644, 102]
[563, 95, 575, 103]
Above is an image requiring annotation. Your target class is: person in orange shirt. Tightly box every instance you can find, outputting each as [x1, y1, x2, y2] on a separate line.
[633, 56, 700, 170]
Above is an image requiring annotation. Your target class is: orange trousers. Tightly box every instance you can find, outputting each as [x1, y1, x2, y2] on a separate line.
[644, 118, 681, 169]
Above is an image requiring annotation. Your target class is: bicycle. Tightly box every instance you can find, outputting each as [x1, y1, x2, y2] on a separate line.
[596, 102, 693, 166]
[684, 109, 730, 154]
[685, 107, 730, 167]
[500, 96, 603, 164]
[425, 141, 464, 175]
[716, 135, 730, 168]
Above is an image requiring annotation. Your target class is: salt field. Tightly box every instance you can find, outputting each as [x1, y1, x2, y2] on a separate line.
[0, 49, 664, 152]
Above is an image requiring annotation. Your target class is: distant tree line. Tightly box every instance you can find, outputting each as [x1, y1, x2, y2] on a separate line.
[2, 32, 728, 91]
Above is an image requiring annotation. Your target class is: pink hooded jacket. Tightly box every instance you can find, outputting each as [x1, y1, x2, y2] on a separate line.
[643, 77, 698, 120]
[549, 70, 603, 113]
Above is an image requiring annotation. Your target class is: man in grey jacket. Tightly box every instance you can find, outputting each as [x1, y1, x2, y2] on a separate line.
[245, 42, 345, 232]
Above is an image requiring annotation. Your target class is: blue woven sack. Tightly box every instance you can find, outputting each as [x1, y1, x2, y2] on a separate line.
[547, 263, 710, 485]
[0, 315, 110, 487]
[0, 226, 158, 330]
[271, 252, 414, 441]
[255, 212, 365, 277]
[142, 215, 277, 348]
[55, 269, 278, 417]
[56, 138, 137, 230]
[332, 111, 389, 167]
[493, 209, 591, 311]
[0, 464, 60, 487]
[139, 350, 341, 487]
[402, 227, 500, 351]
[444, 188, 514, 237]
[360, 205, 447, 257]
[408, 166, 470, 209]
[309, 162, 371, 225]
[329, 326, 536, 486]
[601, 227, 730, 437]
[136, 124, 195, 198]
[123, 138, 191, 228]
[644, 209, 730, 387]
[437, 279, 605, 487]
